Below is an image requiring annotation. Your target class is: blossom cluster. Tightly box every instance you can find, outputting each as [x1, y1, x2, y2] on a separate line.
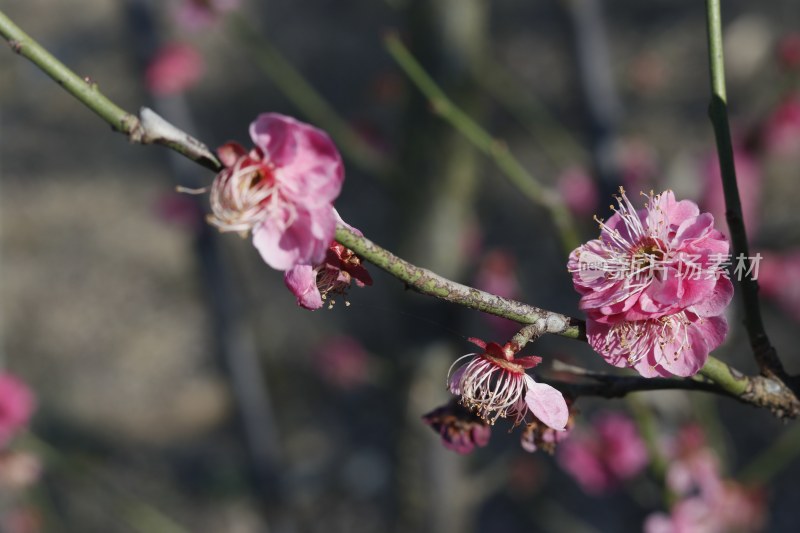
[569, 189, 734, 377]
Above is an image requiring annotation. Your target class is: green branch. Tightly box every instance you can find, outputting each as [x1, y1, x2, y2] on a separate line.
[384, 32, 580, 253]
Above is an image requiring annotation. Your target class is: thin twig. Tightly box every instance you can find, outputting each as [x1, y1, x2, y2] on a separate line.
[384, 32, 580, 253]
[0, 9, 221, 171]
[705, 0, 787, 381]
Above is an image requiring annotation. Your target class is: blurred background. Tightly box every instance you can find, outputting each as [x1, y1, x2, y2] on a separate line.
[1, 0, 800, 531]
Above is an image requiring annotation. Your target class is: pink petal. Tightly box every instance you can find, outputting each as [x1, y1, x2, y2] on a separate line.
[284, 265, 323, 310]
[524, 380, 569, 430]
[249, 113, 344, 207]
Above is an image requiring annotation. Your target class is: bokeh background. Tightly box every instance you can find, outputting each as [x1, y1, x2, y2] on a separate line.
[2, 0, 800, 531]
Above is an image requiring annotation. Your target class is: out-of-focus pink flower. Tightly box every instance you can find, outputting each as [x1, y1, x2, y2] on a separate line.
[568, 189, 732, 377]
[313, 336, 370, 390]
[154, 192, 204, 233]
[758, 250, 800, 322]
[557, 412, 648, 494]
[700, 146, 762, 237]
[645, 424, 766, 533]
[557, 166, 598, 217]
[448, 338, 568, 430]
[284, 218, 372, 309]
[422, 400, 491, 454]
[474, 249, 521, 336]
[762, 93, 800, 156]
[0, 374, 35, 448]
[174, 0, 240, 31]
[207, 113, 344, 271]
[145, 43, 205, 96]
[778, 33, 800, 71]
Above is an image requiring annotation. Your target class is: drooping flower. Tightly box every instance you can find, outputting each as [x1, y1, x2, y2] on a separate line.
[283, 216, 371, 309]
[422, 400, 491, 454]
[568, 189, 733, 377]
[145, 43, 205, 96]
[0, 373, 35, 448]
[207, 113, 344, 270]
[557, 411, 648, 494]
[448, 338, 568, 430]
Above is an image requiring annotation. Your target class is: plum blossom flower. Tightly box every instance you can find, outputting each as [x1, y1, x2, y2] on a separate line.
[0, 373, 35, 448]
[422, 400, 491, 454]
[145, 43, 205, 96]
[207, 113, 344, 270]
[557, 412, 648, 494]
[448, 338, 568, 430]
[284, 217, 371, 309]
[568, 189, 733, 377]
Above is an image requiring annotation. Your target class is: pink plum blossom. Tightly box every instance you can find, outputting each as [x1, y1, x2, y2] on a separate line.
[557, 411, 648, 494]
[207, 113, 344, 271]
[283, 217, 371, 310]
[145, 43, 205, 96]
[568, 189, 733, 377]
[448, 338, 568, 430]
[0, 373, 35, 448]
[422, 400, 491, 454]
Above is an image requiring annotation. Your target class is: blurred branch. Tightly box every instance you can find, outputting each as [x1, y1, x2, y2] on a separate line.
[705, 0, 789, 382]
[0, 9, 221, 171]
[384, 32, 580, 253]
[471, 57, 590, 170]
[227, 15, 389, 176]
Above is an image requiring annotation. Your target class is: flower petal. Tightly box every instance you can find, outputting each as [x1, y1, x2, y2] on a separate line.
[525, 381, 569, 430]
[284, 265, 323, 310]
